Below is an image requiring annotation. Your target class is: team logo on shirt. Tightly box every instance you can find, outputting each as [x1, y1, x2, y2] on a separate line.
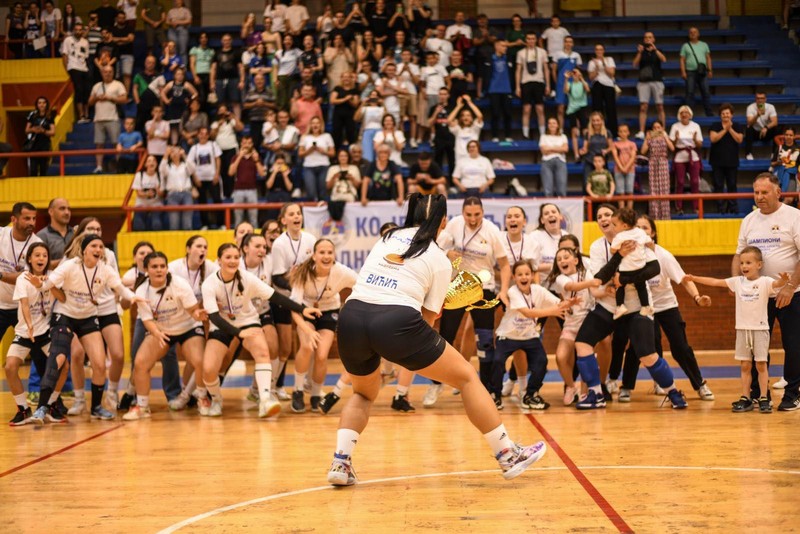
[384, 254, 405, 265]
[772, 225, 781, 233]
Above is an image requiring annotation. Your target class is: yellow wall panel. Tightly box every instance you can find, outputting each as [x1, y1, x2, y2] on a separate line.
[0, 175, 132, 212]
[0, 59, 67, 83]
[116, 229, 235, 268]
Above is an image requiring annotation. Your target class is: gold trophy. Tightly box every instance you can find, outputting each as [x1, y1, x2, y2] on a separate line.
[443, 258, 501, 311]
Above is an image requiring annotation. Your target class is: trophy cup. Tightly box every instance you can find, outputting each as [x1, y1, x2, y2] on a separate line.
[443, 258, 500, 311]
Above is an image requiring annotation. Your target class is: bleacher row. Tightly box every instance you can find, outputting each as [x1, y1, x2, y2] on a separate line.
[50, 15, 800, 205]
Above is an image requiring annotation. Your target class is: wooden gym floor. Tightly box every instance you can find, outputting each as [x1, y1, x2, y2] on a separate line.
[1, 351, 798, 533]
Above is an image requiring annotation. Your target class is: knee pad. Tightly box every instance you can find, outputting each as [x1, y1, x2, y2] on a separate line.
[49, 325, 73, 361]
[475, 329, 494, 360]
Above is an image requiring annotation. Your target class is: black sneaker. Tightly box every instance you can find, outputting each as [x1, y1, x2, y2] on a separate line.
[319, 392, 340, 414]
[778, 396, 800, 412]
[522, 393, 550, 410]
[291, 390, 305, 413]
[390, 394, 415, 412]
[187, 395, 198, 408]
[9, 406, 32, 426]
[46, 405, 68, 423]
[118, 392, 135, 411]
[601, 383, 613, 402]
[53, 396, 68, 417]
[492, 392, 504, 411]
[731, 396, 754, 413]
[310, 395, 321, 412]
[758, 397, 773, 414]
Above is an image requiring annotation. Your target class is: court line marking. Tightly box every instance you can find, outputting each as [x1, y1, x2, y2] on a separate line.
[527, 414, 634, 533]
[156, 465, 800, 533]
[0, 423, 123, 479]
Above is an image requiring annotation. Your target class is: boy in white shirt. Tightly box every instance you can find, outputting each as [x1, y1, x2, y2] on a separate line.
[686, 246, 789, 413]
[593, 208, 660, 319]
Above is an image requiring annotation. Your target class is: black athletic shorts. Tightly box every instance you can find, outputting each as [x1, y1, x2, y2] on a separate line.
[337, 300, 446, 376]
[521, 81, 545, 106]
[309, 309, 339, 332]
[98, 312, 122, 329]
[575, 305, 614, 347]
[0, 307, 18, 337]
[566, 107, 589, 132]
[271, 301, 293, 325]
[259, 309, 275, 327]
[616, 312, 656, 358]
[52, 312, 100, 338]
[208, 323, 260, 347]
[161, 326, 205, 346]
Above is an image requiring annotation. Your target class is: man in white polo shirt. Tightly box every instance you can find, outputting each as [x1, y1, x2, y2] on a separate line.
[88, 65, 127, 173]
[735, 172, 800, 411]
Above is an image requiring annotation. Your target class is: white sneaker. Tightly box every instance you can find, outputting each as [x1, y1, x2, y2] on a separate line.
[291, 188, 303, 198]
[497, 442, 547, 480]
[122, 405, 151, 421]
[653, 382, 666, 395]
[605, 379, 619, 395]
[549, 90, 556, 98]
[635, 131, 645, 140]
[68, 398, 86, 416]
[410, 138, 418, 148]
[491, 137, 500, 143]
[618, 388, 632, 402]
[773, 377, 788, 389]
[563, 385, 578, 405]
[613, 304, 629, 320]
[259, 396, 281, 418]
[328, 453, 357, 486]
[168, 392, 191, 411]
[93, 166, 103, 173]
[246, 382, 259, 402]
[697, 382, 715, 401]
[276, 387, 291, 401]
[422, 384, 443, 408]
[746, 153, 754, 161]
[198, 397, 212, 416]
[501, 379, 515, 397]
[208, 398, 223, 417]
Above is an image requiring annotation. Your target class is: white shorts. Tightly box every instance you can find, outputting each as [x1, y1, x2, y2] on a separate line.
[637, 81, 665, 105]
[7, 338, 50, 360]
[734, 329, 770, 362]
[559, 314, 586, 342]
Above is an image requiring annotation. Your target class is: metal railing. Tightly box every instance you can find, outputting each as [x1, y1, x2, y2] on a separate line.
[1, 36, 64, 59]
[1, 148, 146, 177]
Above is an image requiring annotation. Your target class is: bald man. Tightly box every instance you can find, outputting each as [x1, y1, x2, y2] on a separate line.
[37, 198, 74, 265]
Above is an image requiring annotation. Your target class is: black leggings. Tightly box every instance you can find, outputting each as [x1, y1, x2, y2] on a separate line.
[28, 156, 50, 176]
[591, 82, 618, 134]
[332, 111, 357, 148]
[197, 181, 221, 228]
[489, 93, 512, 139]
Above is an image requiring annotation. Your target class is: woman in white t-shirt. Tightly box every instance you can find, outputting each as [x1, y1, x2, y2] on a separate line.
[298, 116, 335, 200]
[123, 252, 206, 421]
[587, 44, 618, 134]
[199, 243, 319, 418]
[355, 90, 386, 162]
[33, 235, 136, 421]
[669, 105, 703, 215]
[452, 140, 495, 196]
[373, 113, 406, 167]
[159, 146, 196, 231]
[8, 243, 65, 425]
[539, 117, 569, 197]
[289, 239, 357, 413]
[432, 197, 511, 408]
[326, 148, 362, 202]
[448, 95, 485, 165]
[131, 154, 164, 231]
[263, 0, 287, 33]
[530, 202, 568, 276]
[328, 193, 546, 486]
[494, 260, 572, 410]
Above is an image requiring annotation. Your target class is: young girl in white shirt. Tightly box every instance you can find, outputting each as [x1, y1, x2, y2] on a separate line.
[9, 243, 66, 425]
[546, 246, 603, 405]
[200, 243, 320, 418]
[31, 235, 137, 421]
[123, 252, 207, 420]
[289, 239, 357, 413]
[494, 260, 573, 410]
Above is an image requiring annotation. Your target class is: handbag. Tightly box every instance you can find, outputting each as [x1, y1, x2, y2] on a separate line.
[687, 42, 707, 77]
[525, 48, 538, 75]
[22, 137, 36, 152]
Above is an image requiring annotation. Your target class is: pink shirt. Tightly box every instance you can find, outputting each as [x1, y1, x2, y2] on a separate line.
[292, 99, 322, 135]
[614, 139, 637, 172]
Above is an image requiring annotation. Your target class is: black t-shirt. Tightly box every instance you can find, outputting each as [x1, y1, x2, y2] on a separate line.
[300, 50, 320, 70]
[214, 47, 243, 80]
[409, 6, 430, 38]
[638, 48, 663, 82]
[111, 24, 134, 55]
[408, 161, 443, 189]
[332, 86, 359, 115]
[26, 111, 54, 151]
[95, 40, 119, 63]
[709, 121, 743, 168]
[447, 64, 470, 101]
[366, 160, 400, 200]
[93, 6, 118, 29]
[368, 11, 390, 39]
[428, 103, 454, 145]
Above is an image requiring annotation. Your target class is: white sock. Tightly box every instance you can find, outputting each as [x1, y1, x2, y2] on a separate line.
[194, 386, 207, 399]
[517, 376, 528, 393]
[295, 371, 307, 392]
[590, 384, 603, 394]
[484, 424, 515, 456]
[136, 395, 149, 409]
[13, 393, 27, 407]
[48, 391, 60, 404]
[522, 125, 530, 137]
[538, 125, 545, 138]
[74, 389, 85, 400]
[336, 428, 360, 457]
[396, 385, 409, 397]
[206, 378, 221, 399]
[184, 373, 197, 395]
[311, 381, 323, 397]
[126, 381, 136, 396]
[333, 378, 347, 396]
[108, 380, 119, 393]
[254, 363, 272, 400]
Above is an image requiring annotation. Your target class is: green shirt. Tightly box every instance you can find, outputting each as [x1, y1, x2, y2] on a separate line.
[189, 46, 215, 75]
[505, 29, 526, 62]
[588, 170, 614, 196]
[680, 40, 710, 71]
[566, 79, 588, 115]
[143, 1, 165, 24]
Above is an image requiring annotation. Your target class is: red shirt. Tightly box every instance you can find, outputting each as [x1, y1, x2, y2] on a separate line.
[234, 155, 258, 190]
